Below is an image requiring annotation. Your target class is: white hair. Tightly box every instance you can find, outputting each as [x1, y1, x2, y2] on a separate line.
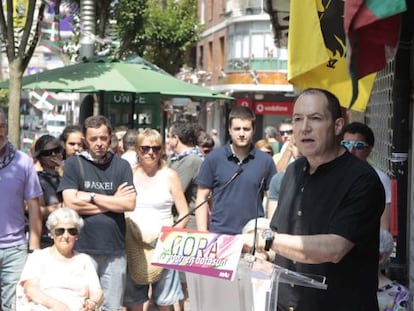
[46, 206, 84, 231]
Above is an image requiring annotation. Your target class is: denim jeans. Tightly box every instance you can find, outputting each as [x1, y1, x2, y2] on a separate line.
[0, 244, 27, 311]
[124, 268, 184, 307]
[89, 253, 126, 311]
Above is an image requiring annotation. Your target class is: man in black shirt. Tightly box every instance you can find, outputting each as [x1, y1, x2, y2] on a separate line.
[244, 88, 384, 311]
[58, 115, 136, 311]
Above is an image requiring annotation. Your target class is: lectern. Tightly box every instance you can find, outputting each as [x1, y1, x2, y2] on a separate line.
[185, 254, 327, 311]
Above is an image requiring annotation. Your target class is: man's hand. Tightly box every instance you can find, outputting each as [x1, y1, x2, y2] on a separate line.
[242, 232, 266, 251]
[241, 232, 274, 261]
[114, 182, 136, 198]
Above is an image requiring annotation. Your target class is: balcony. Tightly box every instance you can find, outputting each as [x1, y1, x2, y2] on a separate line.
[227, 58, 287, 71]
[224, 0, 265, 17]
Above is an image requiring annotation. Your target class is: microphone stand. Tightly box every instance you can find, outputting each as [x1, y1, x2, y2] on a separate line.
[173, 166, 244, 227]
[173, 193, 212, 227]
[249, 177, 266, 256]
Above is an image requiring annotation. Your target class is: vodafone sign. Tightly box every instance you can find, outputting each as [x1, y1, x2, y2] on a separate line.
[254, 102, 293, 115]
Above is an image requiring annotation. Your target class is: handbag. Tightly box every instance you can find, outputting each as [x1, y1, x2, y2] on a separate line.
[125, 217, 164, 285]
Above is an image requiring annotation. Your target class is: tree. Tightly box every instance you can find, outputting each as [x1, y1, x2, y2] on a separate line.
[114, 0, 147, 57]
[0, 0, 201, 146]
[0, 1, 89, 147]
[115, 0, 201, 74]
[0, 89, 9, 110]
[0, 0, 46, 147]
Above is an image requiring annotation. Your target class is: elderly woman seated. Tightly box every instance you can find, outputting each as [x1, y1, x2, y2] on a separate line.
[17, 207, 103, 311]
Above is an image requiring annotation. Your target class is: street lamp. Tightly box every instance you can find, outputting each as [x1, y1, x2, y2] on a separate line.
[79, 0, 95, 59]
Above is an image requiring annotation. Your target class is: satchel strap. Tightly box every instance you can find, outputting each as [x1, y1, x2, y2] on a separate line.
[76, 156, 85, 191]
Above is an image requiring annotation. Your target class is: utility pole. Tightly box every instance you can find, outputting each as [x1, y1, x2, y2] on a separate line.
[79, 0, 95, 59]
[78, 0, 97, 121]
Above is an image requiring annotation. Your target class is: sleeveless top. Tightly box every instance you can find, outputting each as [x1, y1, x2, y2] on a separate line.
[130, 167, 174, 236]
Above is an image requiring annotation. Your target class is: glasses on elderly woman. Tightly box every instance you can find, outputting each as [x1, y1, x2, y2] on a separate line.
[54, 227, 78, 236]
[341, 140, 369, 150]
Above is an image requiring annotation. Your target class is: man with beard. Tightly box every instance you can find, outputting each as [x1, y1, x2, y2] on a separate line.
[195, 106, 276, 235]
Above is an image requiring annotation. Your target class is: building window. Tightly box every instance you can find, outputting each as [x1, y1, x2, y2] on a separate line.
[208, 41, 213, 71]
[219, 36, 225, 70]
[200, 0, 205, 24]
[198, 45, 204, 67]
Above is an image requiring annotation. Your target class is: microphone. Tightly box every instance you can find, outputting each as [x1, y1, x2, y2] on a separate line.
[173, 166, 244, 227]
[216, 166, 244, 192]
[249, 175, 266, 256]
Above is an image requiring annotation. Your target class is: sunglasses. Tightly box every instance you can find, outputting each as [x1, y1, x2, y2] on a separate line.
[39, 147, 63, 157]
[139, 146, 162, 154]
[54, 227, 79, 236]
[341, 140, 369, 150]
[279, 130, 293, 136]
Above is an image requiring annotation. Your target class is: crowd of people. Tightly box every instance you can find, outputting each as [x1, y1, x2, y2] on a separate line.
[0, 87, 410, 311]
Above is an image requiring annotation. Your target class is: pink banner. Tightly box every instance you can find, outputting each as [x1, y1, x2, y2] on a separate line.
[151, 227, 244, 281]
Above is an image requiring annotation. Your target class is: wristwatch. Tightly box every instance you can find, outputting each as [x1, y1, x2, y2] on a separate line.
[90, 192, 96, 204]
[262, 229, 274, 251]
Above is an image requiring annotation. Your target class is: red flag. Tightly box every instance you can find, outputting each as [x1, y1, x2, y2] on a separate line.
[39, 20, 63, 54]
[29, 86, 58, 112]
[345, 0, 406, 79]
[345, 0, 407, 105]
[39, 40, 63, 54]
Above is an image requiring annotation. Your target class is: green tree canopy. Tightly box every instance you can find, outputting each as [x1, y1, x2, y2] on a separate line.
[115, 0, 201, 74]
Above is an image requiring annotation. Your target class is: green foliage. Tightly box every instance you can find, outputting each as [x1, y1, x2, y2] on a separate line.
[115, 0, 201, 74]
[114, 0, 148, 57]
[0, 89, 9, 110]
[64, 0, 201, 74]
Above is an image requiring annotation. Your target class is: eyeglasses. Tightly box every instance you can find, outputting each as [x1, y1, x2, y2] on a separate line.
[279, 130, 293, 136]
[54, 227, 78, 236]
[139, 146, 162, 154]
[39, 147, 63, 157]
[341, 140, 369, 150]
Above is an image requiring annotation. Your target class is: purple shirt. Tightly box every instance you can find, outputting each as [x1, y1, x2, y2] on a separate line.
[0, 150, 42, 247]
